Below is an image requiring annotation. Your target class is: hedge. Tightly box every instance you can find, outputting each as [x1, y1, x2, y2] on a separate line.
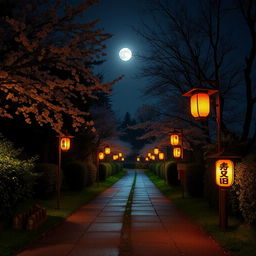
[0, 138, 36, 220]
[63, 161, 89, 191]
[184, 163, 205, 197]
[33, 163, 59, 199]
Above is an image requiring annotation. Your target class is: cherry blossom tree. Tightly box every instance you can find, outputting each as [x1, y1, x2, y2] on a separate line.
[0, 0, 122, 134]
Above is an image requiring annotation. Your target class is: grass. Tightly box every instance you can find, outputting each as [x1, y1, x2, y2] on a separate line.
[145, 170, 256, 256]
[0, 170, 126, 256]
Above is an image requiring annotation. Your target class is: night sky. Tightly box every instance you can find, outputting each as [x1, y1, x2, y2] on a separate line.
[85, 0, 152, 119]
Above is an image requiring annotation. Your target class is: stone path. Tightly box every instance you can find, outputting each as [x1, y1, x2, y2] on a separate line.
[17, 170, 231, 256]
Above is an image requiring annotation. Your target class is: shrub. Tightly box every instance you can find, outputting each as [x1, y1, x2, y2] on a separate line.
[86, 162, 97, 184]
[204, 159, 219, 209]
[99, 162, 112, 181]
[232, 160, 256, 224]
[33, 163, 59, 199]
[0, 138, 36, 220]
[63, 161, 88, 191]
[165, 161, 179, 185]
[185, 163, 205, 197]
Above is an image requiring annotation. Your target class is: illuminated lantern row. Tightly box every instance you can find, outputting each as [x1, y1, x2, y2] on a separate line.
[159, 152, 165, 160]
[104, 146, 111, 155]
[215, 159, 234, 187]
[154, 147, 159, 155]
[60, 137, 70, 151]
[170, 134, 180, 146]
[173, 147, 182, 158]
[98, 152, 105, 160]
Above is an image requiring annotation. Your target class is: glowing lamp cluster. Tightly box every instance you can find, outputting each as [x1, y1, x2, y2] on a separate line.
[215, 159, 234, 187]
[170, 134, 180, 146]
[60, 137, 71, 151]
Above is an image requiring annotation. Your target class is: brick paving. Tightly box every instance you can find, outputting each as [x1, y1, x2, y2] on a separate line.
[16, 170, 231, 256]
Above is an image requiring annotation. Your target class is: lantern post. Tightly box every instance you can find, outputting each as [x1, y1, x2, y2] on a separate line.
[57, 135, 73, 209]
[182, 83, 231, 229]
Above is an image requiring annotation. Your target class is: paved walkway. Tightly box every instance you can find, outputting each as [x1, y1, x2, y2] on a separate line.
[17, 170, 231, 256]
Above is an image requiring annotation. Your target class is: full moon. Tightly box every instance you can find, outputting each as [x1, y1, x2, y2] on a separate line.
[119, 48, 132, 61]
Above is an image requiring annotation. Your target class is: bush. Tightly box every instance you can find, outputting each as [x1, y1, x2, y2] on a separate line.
[63, 161, 88, 191]
[99, 162, 112, 181]
[165, 161, 179, 185]
[185, 163, 205, 197]
[232, 160, 256, 224]
[33, 163, 59, 199]
[86, 162, 97, 184]
[0, 138, 36, 220]
[204, 159, 219, 209]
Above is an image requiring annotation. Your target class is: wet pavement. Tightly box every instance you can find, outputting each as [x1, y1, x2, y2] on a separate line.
[17, 170, 231, 256]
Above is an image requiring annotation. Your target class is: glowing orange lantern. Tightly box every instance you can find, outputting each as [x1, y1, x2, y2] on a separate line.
[119, 153, 123, 157]
[154, 147, 159, 155]
[190, 93, 210, 118]
[121, 157, 125, 161]
[159, 152, 165, 160]
[136, 157, 140, 162]
[148, 153, 151, 157]
[60, 137, 70, 151]
[145, 157, 149, 161]
[215, 159, 234, 187]
[173, 147, 182, 158]
[170, 134, 180, 146]
[151, 155, 156, 161]
[104, 146, 111, 155]
[183, 88, 218, 119]
[98, 152, 105, 160]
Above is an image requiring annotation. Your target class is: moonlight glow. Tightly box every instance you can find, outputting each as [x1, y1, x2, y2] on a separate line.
[119, 48, 132, 61]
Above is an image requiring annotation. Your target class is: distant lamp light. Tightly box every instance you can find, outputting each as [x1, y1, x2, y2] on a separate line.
[113, 155, 118, 160]
[154, 147, 159, 155]
[148, 153, 152, 157]
[98, 152, 105, 160]
[119, 153, 123, 157]
[121, 157, 125, 161]
[60, 137, 71, 151]
[136, 157, 140, 162]
[145, 157, 149, 161]
[104, 146, 111, 155]
[216, 159, 234, 187]
[173, 147, 182, 158]
[159, 152, 165, 160]
[151, 155, 156, 161]
[170, 134, 180, 146]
